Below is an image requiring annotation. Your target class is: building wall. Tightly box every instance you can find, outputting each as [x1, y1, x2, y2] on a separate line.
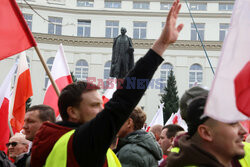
[0, 0, 234, 122]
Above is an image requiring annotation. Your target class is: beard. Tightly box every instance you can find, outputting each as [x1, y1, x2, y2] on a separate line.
[233, 152, 245, 160]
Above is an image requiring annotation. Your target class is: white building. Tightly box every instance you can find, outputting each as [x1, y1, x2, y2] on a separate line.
[0, 0, 234, 122]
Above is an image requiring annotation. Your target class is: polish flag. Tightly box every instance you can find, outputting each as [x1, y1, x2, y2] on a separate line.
[205, 0, 250, 122]
[241, 120, 250, 134]
[0, 0, 36, 60]
[165, 110, 188, 131]
[146, 103, 164, 132]
[0, 64, 17, 153]
[43, 44, 72, 117]
[102, 79, 117, 107]
[9, 52, 33, 132]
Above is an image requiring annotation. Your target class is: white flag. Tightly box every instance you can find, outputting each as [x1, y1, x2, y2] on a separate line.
[205, 0, 250, 123]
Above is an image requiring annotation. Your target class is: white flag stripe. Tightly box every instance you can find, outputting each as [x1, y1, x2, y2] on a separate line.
[46, 43, 71, 89]
[148, 103, 164, 128]
[0, 64, 17, 107]
[9, 52, 29, 119]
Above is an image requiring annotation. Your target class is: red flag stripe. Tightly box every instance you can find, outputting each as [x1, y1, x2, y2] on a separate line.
[0, 98, 10, 153]
[11, 69, 33, 132]
[44, 75, 72, 117]
[0, 0, 36, 60]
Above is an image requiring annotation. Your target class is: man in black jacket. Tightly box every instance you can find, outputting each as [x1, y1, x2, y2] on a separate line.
[31, 0, 184, 166]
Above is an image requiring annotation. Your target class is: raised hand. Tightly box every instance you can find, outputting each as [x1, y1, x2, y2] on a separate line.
[152, 0, 184, 56]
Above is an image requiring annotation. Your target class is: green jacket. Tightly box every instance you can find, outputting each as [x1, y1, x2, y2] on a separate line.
[116, 130, 162, 167]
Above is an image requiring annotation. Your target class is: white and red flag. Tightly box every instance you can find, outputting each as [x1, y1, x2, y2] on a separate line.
[205, 0, 250, 122]
[9, 52, 33, 132]
[0, 0, 36, 60]
[102, 79, 117, 107]
[146, 103, 164, 132]
[43, 44, 72, 117]
[0, 64, 17, 152]
[165, 109, 188, 131]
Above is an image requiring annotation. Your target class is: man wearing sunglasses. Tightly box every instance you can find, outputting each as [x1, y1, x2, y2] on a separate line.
[7, 133, 30, 163]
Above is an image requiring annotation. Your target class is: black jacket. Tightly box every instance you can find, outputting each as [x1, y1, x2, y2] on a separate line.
[31, 49, 163, 167]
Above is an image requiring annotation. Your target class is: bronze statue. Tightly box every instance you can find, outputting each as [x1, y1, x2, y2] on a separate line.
[110, 27, 134, 79]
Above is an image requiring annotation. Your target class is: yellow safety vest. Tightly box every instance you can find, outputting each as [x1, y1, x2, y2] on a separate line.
[44, 130, 121, 167]
[239, 142, 250, 167]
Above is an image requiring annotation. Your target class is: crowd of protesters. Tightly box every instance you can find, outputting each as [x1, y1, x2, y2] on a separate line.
[0, 0, 250, 166]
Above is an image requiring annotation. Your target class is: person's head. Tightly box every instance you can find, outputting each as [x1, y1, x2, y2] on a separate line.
[120, 27, 127, 35]
[150, 124, 163, 141]
[187, 96, 247, 164]
[58, 81, 102, 124]
[158, 124, 184, 155]
[23, 105, 56, 141]
[7, 133, 30, 160]
[117, 106, 146, 138]
[180, 86, 208, 121]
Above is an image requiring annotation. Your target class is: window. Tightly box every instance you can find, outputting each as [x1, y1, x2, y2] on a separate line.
[75, 60, 88, 81]
[219, 23, 229, 41]
[160, 63, 173, 93]
[23, 14, 33, 31]
[77, 20, 91, 37]
[77, 0, 94, 7]
[189, 64, 203, 88]
[105, 21, 119, 38]
[45, 57, 54, 88]
[219, 3, 234, 11]
[103, 61, 111, 89]
[133, 2, 149, 9]
[191, 23, 205, 41]
[48, 17, 62, 35]
[133, 22, 147, 39]
[160, 2, 171, 10]
[105, 0, 121, 8]
[190, 3, 207, 11]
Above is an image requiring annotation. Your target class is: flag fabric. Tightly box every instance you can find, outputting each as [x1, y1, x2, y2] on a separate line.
[0, 64, 17, 153]
[165, 113, 174, 126]
[9, 52, 33, 132]
[205, 0, 250, 123]
[165, 110, 188, 131]
[43, 44, 72, 117]
[146, 103, 164, 132]
[102, 80, 117, 107]
[241, 120, 250, 134]
[0, 0, 36, 60]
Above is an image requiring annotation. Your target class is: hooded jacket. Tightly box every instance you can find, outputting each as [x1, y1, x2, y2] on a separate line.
[116, 130, 162, 167]
[166, 135, 224, 167]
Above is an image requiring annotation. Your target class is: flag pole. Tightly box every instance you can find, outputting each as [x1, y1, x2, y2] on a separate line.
[34, 46, 60, 96]
[8, 121, 14, 137]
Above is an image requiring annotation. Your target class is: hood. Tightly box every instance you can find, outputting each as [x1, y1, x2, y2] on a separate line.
[167, 135, 224, 167]
[118, 130, 162, 160]
[31, 122, 73, 167]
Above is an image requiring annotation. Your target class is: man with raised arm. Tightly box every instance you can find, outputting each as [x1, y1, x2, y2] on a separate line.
[31, 1, 183, 166]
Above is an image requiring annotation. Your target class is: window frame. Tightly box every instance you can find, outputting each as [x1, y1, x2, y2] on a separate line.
[105, 20, 119, 38]
[77, 20, 91, 37]
[191, 23, 205, 41]
[133, 21, 147, 39]
[189, 64, 203, 88]
[48, 16, 62, 35]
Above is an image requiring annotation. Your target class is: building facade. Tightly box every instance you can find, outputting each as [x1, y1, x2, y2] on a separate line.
[0, 0, 234, 122]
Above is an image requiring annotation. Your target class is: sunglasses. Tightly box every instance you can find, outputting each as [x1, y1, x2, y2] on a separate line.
[6, 142, 26, 147]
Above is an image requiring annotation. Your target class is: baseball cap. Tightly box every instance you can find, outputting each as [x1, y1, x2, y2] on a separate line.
[180, 86, 209, 121]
